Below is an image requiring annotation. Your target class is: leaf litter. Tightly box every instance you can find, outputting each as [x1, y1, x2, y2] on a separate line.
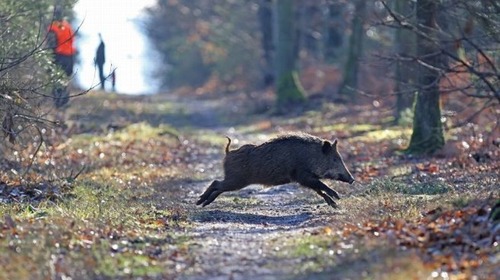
[0, 92, 498, 279]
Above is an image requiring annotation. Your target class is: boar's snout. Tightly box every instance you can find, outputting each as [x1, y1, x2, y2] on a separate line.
[340, 174, 355, 184]
[324, 172, 355, 184]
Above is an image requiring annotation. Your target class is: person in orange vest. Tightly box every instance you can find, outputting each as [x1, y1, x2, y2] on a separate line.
[47, 7, 76, 107]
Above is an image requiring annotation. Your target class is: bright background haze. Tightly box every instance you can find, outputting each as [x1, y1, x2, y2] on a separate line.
[73, 0, 157, 94]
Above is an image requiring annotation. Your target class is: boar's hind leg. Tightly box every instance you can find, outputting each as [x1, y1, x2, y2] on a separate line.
[197, 179, 246, 207]
[202, 179, 249, 206]
[196, 180, 222, 206]
[201, 191, 223, 207]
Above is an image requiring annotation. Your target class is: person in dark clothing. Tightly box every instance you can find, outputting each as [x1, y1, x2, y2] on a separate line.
[95, 33, 106, 90]
[47, 6, 76, 107]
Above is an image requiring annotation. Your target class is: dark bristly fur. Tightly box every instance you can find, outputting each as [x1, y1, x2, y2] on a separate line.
[196, 133, 354, 208]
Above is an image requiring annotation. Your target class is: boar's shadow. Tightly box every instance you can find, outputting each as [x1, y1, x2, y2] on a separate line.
[193, 210, 311, 226]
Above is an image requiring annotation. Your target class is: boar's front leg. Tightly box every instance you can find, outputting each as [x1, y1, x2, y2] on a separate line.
[294, 171, 340, 208]
[314, 189, 338, 208]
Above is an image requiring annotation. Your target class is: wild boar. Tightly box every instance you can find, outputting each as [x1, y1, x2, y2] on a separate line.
[196, 133, 354, 208]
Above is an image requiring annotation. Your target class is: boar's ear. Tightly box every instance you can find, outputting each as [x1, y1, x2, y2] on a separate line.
[322, 141, 332, 154]
[332, 139, 338, 148]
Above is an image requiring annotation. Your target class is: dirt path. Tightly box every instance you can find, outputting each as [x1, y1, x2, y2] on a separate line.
[182, 183, 340, 279]
[159, 96, 350, 279]
[2, 92, 497, 279]
[145, 95, 497, 279]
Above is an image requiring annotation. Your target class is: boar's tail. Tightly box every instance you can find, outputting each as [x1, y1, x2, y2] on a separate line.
[225, 136, 232, 154]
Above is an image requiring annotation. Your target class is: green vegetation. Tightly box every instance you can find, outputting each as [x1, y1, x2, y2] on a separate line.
[1, 0, 499, 277]
[0, 0, 76, 147]
[0, 93, 498, 279]
[0, 170, 190, 279]
[364, 178, 451, 196]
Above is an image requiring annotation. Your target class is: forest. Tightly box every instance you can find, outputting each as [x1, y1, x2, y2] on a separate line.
[0, 0, 499, 279]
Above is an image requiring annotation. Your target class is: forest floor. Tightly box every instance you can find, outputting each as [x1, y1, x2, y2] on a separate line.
[0, 91, 498, 280]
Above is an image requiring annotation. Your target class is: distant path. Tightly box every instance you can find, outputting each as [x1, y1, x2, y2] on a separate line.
[156, 94, 251, 129]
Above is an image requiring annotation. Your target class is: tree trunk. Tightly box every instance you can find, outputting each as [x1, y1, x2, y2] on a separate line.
[298, 2, 321, 59]
[407, 0, 445, 154]
[394, 0, 417, 122]
[338, 0, 366, 97]
[273, 0, 306, 107]
[324, 2, 344, 63]
[258, 0, 274, 87]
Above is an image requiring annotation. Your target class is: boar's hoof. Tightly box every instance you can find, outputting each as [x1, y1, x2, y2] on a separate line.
[196, 180, 223, 206]
[316, 190, 339, 209]
[195, 197, 204, 206]
[324, 196, 339, 209]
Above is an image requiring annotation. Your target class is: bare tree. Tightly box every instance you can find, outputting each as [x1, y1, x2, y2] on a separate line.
[1, 0, 76, 165]
[338, 0, 367, 97]
[274, 0, 306, 107]
[393, 0, 417, 122]
[407, 0, 445, 154]
[257, 0, 274, 87]
[380, 0, 499, 154]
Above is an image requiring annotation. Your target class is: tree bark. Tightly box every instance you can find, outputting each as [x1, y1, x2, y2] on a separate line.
[258, 0, 274, 87]
[394, 0, 417, 122]
[339, 0, 366, 97]
[324, 2, 344, 63]
[407, 0, 445, 154]
[274, 0, 306, 107]
[299, 2, 321, 59]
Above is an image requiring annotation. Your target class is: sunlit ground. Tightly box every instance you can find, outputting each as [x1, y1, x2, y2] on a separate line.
[0, 91, 497, 279]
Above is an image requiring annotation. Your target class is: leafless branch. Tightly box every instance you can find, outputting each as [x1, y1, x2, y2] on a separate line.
[22, 125, 44, 176]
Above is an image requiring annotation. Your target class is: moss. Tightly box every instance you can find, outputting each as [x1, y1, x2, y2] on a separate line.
[276, 71, 306, 106]
[405, 131, 445, 155]
[451, 196, 473, 208]
[406, 90, 445, 155]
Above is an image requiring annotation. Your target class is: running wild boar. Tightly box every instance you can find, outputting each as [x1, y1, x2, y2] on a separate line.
[196, 133, 354, 208]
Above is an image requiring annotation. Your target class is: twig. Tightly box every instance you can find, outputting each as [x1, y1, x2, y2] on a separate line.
[22, 125, 44, 176]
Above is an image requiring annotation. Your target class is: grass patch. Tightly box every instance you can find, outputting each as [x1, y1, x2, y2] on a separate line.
[288, 235, 335, 258]
[193, 130, 230, 147]
[317, 123, 382, 134]
[67, 122, 179, 147]
[275, 233, 432, 279]
[387, 165, 413, 177]
[115, 122, 179, 141]
[352, 127, 412, 142]
[363, 178, 451, 196]
[0, 177, 190, 279]
[61, 181, 138, 225]
[230, 196, 264, 208]
[450, 196, 473, 208]
[93, 249, 165, 278]
[324, 247, 431, 280]
[273, 234, 341, 274]
[2, 89, 497, 279]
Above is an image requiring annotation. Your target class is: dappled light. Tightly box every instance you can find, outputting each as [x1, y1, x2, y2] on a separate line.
[1, 0, 498, 279]
[1, 91, 497, 279]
